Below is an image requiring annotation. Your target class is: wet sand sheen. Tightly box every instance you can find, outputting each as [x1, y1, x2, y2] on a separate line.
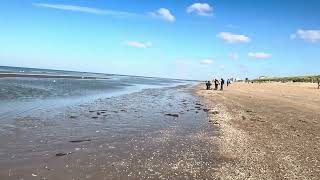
[0, 85, 219, 179]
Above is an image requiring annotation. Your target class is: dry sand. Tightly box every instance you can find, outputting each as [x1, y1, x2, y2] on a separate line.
[195, 82, 320, 179]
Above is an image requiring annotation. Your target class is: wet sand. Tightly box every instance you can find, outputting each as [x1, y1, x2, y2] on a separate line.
[0, 85, 220, 179]
[195, 82, 320, 179]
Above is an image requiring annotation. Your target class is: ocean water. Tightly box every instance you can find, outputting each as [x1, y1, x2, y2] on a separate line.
[0, 66, 194, 119]
[0, 66, 220, 179]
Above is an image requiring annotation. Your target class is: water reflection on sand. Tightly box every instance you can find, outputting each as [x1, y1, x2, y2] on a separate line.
[0, 85, 219, 179]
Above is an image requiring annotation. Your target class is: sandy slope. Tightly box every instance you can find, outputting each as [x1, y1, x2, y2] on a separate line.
[195, 82, 320, 179]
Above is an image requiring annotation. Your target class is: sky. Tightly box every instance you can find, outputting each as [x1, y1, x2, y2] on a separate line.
[0, 0, 320, 80]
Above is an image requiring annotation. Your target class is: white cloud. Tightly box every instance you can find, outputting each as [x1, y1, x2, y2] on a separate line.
[219, 65, 225, 70]
[33, 3, 137, 17]
[229, 53, 239, 60]
[248, 52, 271, 59]
[150, 8, 175, 22]
[187, 3, 213, 16]
[34, 3, 178, 23]
[217, 32, 250, 43]
[291, 29, 320, 43]
[125, 41, 152, 48]
[200, 59, 214, 65]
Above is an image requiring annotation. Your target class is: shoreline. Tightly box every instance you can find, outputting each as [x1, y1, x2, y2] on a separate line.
[194, 82, 320, 179]
[0, 84, 220, 179]
[0, 72, 109, 79]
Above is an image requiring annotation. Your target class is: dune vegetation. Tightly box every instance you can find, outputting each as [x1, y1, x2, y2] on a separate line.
[252, 75, 320, 83]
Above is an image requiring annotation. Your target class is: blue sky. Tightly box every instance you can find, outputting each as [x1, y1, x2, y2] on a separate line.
[0, 0, 319, 80]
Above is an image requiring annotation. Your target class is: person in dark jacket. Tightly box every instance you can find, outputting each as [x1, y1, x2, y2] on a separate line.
[206, 81, 212, 90]
[220, 78, 225, 90]
[214, 79, 219, 90]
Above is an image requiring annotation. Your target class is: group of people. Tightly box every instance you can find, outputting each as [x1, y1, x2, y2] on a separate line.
[205, 78, 232, 91]
[206, 77, 319, 90]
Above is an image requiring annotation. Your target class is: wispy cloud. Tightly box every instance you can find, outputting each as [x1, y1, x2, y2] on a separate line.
[217, 32, 250, 43]
[33, 3, 178, 23]
[200, 59, 214, 65]
[290, 29, 320, 43]
[248, 52, 271, 59]
[125, 41, 152, 48]
[33, 3, 138, 17]
[150, 8, 175, 22]
[187, 3, 213, 16]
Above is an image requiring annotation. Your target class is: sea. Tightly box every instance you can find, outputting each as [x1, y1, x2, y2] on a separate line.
[0, 66, 194, 120]
[0, 66, 219, 179]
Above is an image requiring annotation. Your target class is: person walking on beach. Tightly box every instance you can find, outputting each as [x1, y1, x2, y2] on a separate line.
[214, 79, 219, 90]
[220, 78, 225, 90]
[245, 77, 249, 83]
[206, 81, 212, 90]
[317, 78, 320, 89]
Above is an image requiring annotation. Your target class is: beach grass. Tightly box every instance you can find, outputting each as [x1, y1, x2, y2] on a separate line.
[252, 75, 320, 83]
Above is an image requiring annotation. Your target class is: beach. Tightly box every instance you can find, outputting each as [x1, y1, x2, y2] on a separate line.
[195, 82, 320, 179]
[1, 66, 320, 180]
[0, 79, 220, 179]
[2, 0, 320, 179]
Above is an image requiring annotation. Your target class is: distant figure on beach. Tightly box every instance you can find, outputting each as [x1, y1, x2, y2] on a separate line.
[206, 81, 212, 90]
[220, 78, 225, 90]
[317, 78, 320, 89]
[214, 79, 219, 90]
[227, 79, 230, 86]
